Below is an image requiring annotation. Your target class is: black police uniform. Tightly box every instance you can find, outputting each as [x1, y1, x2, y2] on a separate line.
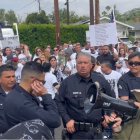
[4, 84, 61, 132]
[56, 72, 115, 139]
[0, 86, 9, 133]
[118, 71, 140, 100]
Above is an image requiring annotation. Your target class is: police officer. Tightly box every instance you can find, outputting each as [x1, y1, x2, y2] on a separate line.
[118, 52, 140, 101]
[56, 52, 121, 139]
[0, 64, 16, 133]
[4, 61, 61, 133]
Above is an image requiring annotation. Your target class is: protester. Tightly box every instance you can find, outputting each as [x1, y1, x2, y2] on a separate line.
[4, 61, 61, 133]
[101, 61, 122, 98]
[39, 53, 48, 64]
[97, 45, 118, 70]
[49, 56, 63, 83]
[81, 42, 91, 54]
[32, 47, 42, 61]
[33, 58, 42, 64]
[0, 64, 16, 133]
[43, 62, 59, 99]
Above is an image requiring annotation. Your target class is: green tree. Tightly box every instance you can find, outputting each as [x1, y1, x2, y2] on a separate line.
[25, 10, 50, 24]
[0, 9, 17, 25]
[5, 10, 18, 25]
[49, 8, 89, 24]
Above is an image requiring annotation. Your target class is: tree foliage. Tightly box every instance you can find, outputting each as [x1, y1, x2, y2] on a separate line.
[101, 6, 140, 24]
[49, 8, 89, 24]
[0, 9, 17, 25]
[25, 10, 50, 24]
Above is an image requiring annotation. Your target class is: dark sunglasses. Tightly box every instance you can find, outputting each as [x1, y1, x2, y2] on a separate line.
[128, 61, 140, 66]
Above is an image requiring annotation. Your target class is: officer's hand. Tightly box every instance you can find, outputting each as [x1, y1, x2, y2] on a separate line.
[66, 120, 75, 134]
[31, 80, 48, 96]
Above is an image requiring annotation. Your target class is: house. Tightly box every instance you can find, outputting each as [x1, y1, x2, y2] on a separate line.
[129, 23, 140, 40]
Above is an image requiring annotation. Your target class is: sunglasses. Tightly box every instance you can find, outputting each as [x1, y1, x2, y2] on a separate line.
[128, 61, 140, 66]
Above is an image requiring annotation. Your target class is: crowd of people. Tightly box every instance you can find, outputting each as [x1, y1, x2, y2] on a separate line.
[0, 40, 140, 139]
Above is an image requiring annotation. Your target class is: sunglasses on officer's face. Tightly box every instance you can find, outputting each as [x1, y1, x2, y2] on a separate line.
[128, 61, 140, 66]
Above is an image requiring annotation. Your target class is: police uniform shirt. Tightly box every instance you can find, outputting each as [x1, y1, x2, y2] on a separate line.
[118, 71, 140, 100]
[0, 86, 9, 133]
[4, 84, 61, 130]
[56, 72, 115, 125]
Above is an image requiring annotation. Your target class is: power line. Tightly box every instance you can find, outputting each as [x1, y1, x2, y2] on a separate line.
[16, 0, 36, 12]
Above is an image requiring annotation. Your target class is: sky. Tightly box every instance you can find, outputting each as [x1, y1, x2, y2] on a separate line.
[0, 0, 140, 21]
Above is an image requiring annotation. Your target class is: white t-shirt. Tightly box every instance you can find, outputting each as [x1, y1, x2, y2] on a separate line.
[70, 53, 77, 60]
[15, 63, 24, 83]
[101, 70, 122, 98]
[81, 48, 91, 54]
[70, 59, 77, 74]
[44, 72, 58, 99]
[116, 67, 129, 75]
[90, 51, 99, 59]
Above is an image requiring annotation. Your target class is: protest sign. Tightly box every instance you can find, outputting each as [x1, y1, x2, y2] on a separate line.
[0, 35, 20, 49]
[89, 23, 118, 46]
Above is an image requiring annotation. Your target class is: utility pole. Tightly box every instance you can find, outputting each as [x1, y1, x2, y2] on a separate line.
[95, 0, 100, 24]
[37, 0, 41, 13]
[54, 0, 61, 45]
[65, 0, 70, 25]
[89, 0, 94, 25]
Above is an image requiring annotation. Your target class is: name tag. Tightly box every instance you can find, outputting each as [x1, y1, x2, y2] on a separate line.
[73, 92, 82, 95]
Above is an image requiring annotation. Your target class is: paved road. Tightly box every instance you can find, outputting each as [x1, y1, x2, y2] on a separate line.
[55, 120, 63, 140]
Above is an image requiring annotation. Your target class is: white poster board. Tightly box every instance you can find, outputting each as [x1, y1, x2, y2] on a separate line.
[89, 23, 118, 46]
[0, 35, 20, 49]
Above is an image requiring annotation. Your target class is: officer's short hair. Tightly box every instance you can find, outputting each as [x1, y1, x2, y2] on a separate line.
[101, 61, 112, 69]
[0, 64, 15, 77]
[21, 61, 44, 80]
[128, 52, 140, 61]
[76, 52, 92, 63]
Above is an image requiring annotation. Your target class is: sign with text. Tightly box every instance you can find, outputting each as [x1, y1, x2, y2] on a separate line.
[89, 23, 118, 46]
[0, 35, 20, 49]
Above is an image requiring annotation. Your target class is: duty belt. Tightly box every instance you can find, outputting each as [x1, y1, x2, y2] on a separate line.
[74, 122, 101, 133]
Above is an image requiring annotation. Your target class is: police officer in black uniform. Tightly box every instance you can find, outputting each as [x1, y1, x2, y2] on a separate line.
[0, 64, 16, 133]
[4, 61, 61, 133]
[56, 52, 120, 139]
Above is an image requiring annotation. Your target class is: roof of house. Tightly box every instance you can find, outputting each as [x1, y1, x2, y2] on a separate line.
[130, 23, 140, 31]
[74, 17, 135, 29]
